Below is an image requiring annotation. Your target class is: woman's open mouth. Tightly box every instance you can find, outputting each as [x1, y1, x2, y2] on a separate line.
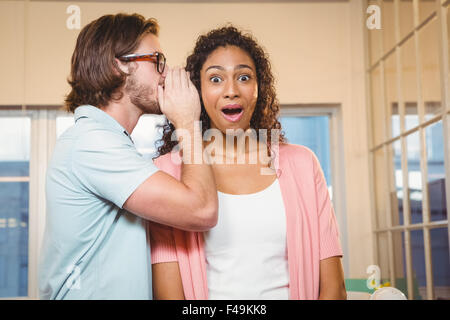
[221, 104, 244, 122]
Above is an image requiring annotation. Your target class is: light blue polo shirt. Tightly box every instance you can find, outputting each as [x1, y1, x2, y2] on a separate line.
[39, 105, 159, 299]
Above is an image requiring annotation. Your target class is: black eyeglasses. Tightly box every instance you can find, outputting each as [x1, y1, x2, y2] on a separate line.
[118, 52, 166, 74]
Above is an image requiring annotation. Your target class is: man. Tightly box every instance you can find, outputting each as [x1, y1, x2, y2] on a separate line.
[39, 13, 217, 299]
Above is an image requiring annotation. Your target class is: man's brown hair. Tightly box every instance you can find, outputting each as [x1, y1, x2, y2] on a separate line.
[64, 13, 159, 112]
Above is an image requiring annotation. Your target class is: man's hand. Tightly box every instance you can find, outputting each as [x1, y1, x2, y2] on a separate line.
[124, 68, 218, 232]
[158, 67, 201, 129]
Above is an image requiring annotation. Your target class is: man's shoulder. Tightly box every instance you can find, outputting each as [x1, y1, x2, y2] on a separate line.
[50, 120, 137, 178]
[71, 119, 131, 152]
[78, 117, 125, 137]
[57, 118, 123, 146]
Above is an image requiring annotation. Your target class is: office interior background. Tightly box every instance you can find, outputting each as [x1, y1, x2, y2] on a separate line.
[0, 0, 449, 300]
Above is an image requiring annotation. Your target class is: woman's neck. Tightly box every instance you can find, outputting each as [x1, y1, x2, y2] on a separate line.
[203, 128, 270, 165]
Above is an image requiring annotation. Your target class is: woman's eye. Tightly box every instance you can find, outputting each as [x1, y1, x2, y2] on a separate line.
[238, 75, 250, 81]
[210, 76, 222, 83]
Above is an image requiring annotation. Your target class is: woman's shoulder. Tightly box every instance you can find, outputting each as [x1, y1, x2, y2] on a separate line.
[279, 143, 316, 161]
[278, 143, 322, 173]
[278, 143, 324, 182]
[153, 152, 182, 177]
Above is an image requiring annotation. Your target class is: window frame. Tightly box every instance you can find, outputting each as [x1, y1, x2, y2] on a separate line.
[280, 104, 349, 276]
[0, 108, 60, 299]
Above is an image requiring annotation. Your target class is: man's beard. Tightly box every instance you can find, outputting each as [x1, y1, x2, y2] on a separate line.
[125, 75, 162, 115]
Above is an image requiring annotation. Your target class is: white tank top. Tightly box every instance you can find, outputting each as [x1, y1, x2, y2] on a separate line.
[204, 179, 289, 300]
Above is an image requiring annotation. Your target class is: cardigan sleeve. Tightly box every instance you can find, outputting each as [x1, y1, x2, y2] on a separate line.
[148, 154, 180, 264]
[149, 221, 178, 264]
[312, 152, 344, 260]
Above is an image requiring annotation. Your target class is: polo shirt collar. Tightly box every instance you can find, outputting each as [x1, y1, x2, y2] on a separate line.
[74, 105, 132, 137]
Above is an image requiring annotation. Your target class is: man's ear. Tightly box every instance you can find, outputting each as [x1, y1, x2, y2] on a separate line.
[114, 58, 129, 75]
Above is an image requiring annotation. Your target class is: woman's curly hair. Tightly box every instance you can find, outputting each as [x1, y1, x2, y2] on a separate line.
[155, 25, 285, 157]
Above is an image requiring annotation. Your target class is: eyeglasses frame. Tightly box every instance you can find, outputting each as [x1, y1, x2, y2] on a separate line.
[117, 52, 166, 74]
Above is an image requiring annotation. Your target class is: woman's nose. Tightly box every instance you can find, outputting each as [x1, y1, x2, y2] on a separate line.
[224, 80, 239, 99]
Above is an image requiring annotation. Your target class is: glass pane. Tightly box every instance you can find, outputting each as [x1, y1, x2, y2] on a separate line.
[385, 52, 399, 138]
[411, 229, 426, 300]
[418, 0, 436, 26]
[405, 103, 420, 131]
[382, 0, 397, 54]
[374, 148, 389, 229]
[392, 231, 409, 295]
[0, 117, 30, 177]
[391, 139, 404, 226]
[419, 17, 442, 120]
[131, 115, 166, 160]
[430, 228, 450, 300]
[426, 121, 447, 222]
[0, 182, 29, 298]
[368, 0, 383, 66]
[391, 229, 430, 299]
[280, 116, 332, 197]
[377, 232, 391, 282]
[407, 131, 423, 224]
[401, 37, 419, 131]
[371, 65, 385, 146]
[399, 0, 414, 40]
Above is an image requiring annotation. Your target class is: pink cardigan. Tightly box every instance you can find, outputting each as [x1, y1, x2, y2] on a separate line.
[149, 143, 343, 300]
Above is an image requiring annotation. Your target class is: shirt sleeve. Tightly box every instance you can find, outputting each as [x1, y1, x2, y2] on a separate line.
[311, 152, 344, 260]
[71, 129, 159, 209]
[148, 222, 178, 264]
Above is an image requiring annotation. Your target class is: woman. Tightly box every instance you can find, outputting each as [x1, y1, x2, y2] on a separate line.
[149, 26, 346, 300]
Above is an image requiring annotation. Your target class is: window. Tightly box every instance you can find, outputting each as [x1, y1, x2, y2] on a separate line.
[367, 0, 450, 300]
[280, 105, 348, 275]
[280, 115, 333, 198]
[0, 115, 31, 298]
